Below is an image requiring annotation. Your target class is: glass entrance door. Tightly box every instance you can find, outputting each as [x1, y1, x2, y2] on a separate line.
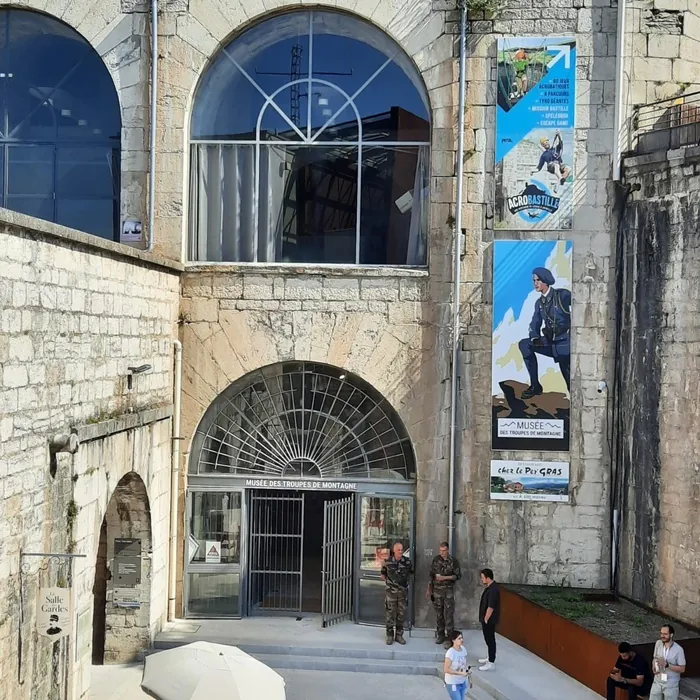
[185, 490, 245, 617]
[355, 495, 413, 625]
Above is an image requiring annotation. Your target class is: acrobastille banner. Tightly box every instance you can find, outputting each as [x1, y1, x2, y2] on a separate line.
[495, 37, 576, 230]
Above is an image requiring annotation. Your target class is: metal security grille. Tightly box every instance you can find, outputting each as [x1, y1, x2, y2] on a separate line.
[191, 362, 416, 481]
[248, 491, 304, 614]
[322, 495, 354, 627]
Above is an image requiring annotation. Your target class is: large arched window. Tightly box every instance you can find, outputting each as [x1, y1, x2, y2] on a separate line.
[189, 10, 430, 266]
[0, 10, 121, 240]
[189, 362, 416, 481]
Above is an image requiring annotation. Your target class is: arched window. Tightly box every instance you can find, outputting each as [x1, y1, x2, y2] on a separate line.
[189, 362, 416, 481]
[189, 10, 430, 266]
[0, 10, 121, 240]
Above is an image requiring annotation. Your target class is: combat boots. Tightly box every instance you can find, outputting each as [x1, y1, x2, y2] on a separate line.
[385, 632, 394, 645]
[435, 632, 445, 645]
[394, 632, 406, 645]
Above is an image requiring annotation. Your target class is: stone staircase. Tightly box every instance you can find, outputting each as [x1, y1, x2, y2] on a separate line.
[154, 634, 495, 699]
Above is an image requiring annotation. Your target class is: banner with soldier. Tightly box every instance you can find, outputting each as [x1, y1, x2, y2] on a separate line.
[495, 37, 576, 230]
[491, 240, 572, 451]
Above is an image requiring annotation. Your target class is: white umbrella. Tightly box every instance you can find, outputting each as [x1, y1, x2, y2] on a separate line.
[141, 641, 286, 700]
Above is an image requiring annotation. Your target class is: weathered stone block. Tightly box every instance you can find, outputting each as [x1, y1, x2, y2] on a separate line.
[360, 279, 399, 301]
[285, 278, 323, 300]
[648, 33, 681, 57]
[322, 279, 360, 301]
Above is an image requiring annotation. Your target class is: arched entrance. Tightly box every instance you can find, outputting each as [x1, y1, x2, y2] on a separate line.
[186, 362, 416, 626]
[92, 472, 152, 664]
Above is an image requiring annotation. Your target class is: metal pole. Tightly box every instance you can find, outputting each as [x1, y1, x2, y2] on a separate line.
[448, 1, 468, 552]
[147, 0, 159, 251]
[612, 0, 627, 180]
[168, 339, 182, 620]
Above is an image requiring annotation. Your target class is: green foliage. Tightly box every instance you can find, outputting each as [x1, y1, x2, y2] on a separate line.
[66, 500, 78, 532]
[465, 0, 499, 14]
[529, 590, 600, 621]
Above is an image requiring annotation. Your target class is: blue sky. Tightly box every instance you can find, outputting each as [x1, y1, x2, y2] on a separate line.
[493, 240, 572, 327]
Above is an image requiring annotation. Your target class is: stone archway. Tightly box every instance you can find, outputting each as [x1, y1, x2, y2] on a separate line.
[92, 472, 152, 664]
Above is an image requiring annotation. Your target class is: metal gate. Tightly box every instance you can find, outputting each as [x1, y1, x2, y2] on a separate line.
[248, 491, 304, 614]
[321, 495, 354, 627]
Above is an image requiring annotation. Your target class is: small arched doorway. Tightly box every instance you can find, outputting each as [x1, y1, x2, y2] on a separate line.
[92, 472, 152, 664]
[186, 361, 416, 626]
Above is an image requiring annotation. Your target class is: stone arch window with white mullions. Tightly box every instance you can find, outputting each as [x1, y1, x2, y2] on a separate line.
[0, 10, 121, 240]
[189, 10, 431, 266]
[189, 362, 417, 482]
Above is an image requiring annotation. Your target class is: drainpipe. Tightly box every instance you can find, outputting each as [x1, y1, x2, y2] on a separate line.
[147, 0, 158, 252]
[612, 0, 626, 181]
[448, 0, 468, 552]
[168, 339, 182, 621]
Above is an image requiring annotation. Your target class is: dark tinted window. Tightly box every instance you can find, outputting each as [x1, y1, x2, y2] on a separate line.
[0, 10, 120, 240]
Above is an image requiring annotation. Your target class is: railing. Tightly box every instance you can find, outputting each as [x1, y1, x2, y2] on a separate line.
[633, 90, 700, 155]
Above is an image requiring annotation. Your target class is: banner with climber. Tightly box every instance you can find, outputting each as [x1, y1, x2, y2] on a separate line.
[492, 240, 572, 452]
[495, 37, 576, 230]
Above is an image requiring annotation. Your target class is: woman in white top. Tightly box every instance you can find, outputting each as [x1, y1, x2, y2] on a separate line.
[443, 629, 470, 700]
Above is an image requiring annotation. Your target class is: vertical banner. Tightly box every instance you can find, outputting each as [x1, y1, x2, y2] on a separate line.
[495, 37, 576, 230]
[492, 240, 572, 451]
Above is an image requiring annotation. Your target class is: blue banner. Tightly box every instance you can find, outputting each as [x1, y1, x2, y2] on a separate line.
[495, 37, 576, 230]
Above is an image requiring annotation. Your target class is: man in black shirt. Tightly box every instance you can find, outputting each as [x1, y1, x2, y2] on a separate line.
[607, 642, 652, 699]
[478, 568, 500, 670]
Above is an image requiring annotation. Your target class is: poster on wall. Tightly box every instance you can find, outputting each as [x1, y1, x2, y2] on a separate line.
[495, 37, 576, 230]
[37, 587, 72, 639]
[490, 460, 570, 502]
[492, 240, 572, 451]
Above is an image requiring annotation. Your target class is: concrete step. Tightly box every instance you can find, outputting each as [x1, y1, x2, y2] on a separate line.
[253, 652, 440, 676]
[154, 636, 445, 663]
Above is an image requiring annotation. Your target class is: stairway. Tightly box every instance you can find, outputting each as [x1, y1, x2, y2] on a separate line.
[154, 634, 495, 699]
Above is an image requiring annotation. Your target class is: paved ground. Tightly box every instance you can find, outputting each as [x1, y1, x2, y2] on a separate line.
[90, 617, 606, 699]
[89, 663, 446, 700]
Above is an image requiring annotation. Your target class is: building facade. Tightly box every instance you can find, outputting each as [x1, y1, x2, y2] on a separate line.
[1, 0, 700, 698]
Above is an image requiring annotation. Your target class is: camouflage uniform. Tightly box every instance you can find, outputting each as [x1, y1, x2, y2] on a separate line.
[381, 555, 413, 639]
[429, 554, 461, 642]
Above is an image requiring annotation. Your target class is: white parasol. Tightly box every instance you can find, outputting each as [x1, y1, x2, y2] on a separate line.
[141, 641, 286, 700]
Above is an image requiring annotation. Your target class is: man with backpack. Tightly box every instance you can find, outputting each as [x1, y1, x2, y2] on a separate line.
[518, 266, 571, 399]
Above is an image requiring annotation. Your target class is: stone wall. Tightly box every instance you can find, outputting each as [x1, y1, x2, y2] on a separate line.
[617, 145, 700, 628]
[0, 212, 180, 700]
[624, 0, 700, 149]
[174, 0, 617, 626]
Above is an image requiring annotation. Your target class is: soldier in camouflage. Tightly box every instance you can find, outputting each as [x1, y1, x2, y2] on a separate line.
[426, 541, 461, 648]
[381, 541, 413, 645]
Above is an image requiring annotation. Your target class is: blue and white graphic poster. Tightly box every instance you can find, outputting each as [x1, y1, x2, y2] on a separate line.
[495, 37, 576, 230]
[492, 240, 572, 452]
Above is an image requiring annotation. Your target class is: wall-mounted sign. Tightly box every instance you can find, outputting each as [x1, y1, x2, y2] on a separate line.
[75, 607, 92, 661]
[114, 538, 141, 587]
[244, 478, 358, 491]
[205, 541, 221, 564]
[37, 587, 72, 639]
[490, 460, 570, 502]
[495, 37, 576, 230]
[492, 240, 572, 451]
[121, 218, 143, 243]
[113, 588, 141, 608]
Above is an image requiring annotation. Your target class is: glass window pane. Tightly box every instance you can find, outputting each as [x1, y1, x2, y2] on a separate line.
[6, 10, 120, 141]
[260, 88, 307, 141]
[189, 492, 243, 564]
[312, 12, 430, 142]
[360, 146, 428, 265]
[189, 143, 256, 263]
[259, 144, 358, 264]
[6, 195, 53, 222]
[56, 199, 115, 240]
[8, 145, 54, 196]
[187, 572, 240, 616]
[57, 147, 116, 198]
[358, 579, 387, 625]
[192, 13, 309, 141]
[359, 496, 411, 572]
